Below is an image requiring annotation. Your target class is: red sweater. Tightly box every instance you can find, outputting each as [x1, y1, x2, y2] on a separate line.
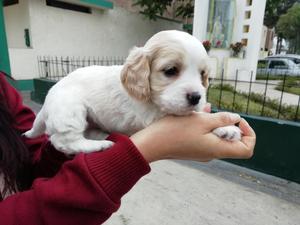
[0, 74, 150, 225]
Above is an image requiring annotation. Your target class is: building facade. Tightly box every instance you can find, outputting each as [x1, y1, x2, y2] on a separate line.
[193, 0, 267, 80]
[1, 0, 182, 89]
[0, 0, 10, 75]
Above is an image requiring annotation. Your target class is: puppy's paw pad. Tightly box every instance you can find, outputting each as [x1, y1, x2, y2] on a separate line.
[213, 126, 242, 141]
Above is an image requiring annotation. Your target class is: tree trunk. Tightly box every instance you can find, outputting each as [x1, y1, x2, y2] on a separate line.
[276, 36, 282, 54]
[297, 31, 300, 54]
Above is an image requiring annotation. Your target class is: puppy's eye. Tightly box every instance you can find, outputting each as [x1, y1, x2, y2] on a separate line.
[200, 70, 205, 76]
[164, 67, 179, 77]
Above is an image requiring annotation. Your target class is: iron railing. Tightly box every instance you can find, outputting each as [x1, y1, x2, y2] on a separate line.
[208, 70, 300, 122]
[37, 56, 125, 81]
[37, 57, 300, 122]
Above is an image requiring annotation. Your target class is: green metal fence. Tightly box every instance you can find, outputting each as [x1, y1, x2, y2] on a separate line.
[223, 112, 300, 184]
[30, 78, 56, 104]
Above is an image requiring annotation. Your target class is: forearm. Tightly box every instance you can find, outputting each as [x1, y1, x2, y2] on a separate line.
[0, 133, 150, 225]
[130, 113, 255, 163]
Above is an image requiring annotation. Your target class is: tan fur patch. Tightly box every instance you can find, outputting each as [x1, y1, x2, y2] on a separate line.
[120, 47, 151, 102]
[201, 69, 209, 88]
[147, 42, 186, 98]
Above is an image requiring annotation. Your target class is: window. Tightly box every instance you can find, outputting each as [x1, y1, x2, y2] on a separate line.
[246, 0, 252, 6]
[245, 11, 251, 19]
[46, 0, 91, 14]
[24, 29, 31, 47]
[206, 0, 235, 48]
[241, 38, 248, 46]
[3, 0, 18, 6]
[243, 25, 250, 33]
[269, 60, 287, 69]
[290, 58, 300, 64]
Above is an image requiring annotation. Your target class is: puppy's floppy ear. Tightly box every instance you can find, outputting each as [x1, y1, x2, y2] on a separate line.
[201, 68, 209, 88]
[121, 47, 151, 102]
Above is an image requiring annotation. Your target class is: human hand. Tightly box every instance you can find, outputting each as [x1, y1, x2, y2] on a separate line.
[130, 110, 255, 163]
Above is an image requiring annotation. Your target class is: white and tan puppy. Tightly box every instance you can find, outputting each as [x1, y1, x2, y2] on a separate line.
[25, 30, 241, 154]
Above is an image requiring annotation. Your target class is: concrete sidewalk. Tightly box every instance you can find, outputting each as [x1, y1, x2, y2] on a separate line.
[22, 92, 300, 225]
[104, 160, 300, 225]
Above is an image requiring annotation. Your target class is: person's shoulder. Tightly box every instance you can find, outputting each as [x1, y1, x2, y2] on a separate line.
[0, 71, 20, 109]
[0, 71, 12, 88]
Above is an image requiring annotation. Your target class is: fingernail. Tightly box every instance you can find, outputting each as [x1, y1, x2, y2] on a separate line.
[230, 113, 240, 121]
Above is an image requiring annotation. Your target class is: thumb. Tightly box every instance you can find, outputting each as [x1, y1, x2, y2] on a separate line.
[203, 112, 241, 130]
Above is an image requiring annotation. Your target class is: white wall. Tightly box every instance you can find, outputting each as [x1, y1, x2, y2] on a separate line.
[192, 0, 209, 41]
[193, 0, 267, 80]
[5, 0, 182, 80]
[3, 0, 30, 48]
[241, 0, 266, 79]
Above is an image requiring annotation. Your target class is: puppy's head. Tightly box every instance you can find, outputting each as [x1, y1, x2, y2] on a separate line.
[121, 30, 209, 115]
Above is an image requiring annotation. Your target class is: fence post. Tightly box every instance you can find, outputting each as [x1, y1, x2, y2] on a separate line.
[261, 71, 270, 116]
[37, 56, 41, 78]
[55, 56, 58, 78]
[246, 71, 253, 115]
[44, 56, 49, 78]
[232, 69, 239, 111]
[207, 78, 211, 101]
[277, 73, 287, 119]
[218, 69, 224, 109]
[60, 56, 64, 79]
[295, 95, 300, 122]
[66, 56, 70, 74]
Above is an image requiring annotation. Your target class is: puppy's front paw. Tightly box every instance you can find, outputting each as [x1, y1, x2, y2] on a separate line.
[23, 130, 33, 138]
[98, 140, 114, 150]
[80, 140, 114, 153]
[213, 125, 242, 141]
[57, 140, 115, 154]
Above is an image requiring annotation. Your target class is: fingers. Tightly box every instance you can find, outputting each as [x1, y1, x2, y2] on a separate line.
[212, 139, 254, 159]
[239, 119, 256, 158]
[239, 118, 255, 137]
[203, 112, 241, 130]
[212, 119, 256, 159]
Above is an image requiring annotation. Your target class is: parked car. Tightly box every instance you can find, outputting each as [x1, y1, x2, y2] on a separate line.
[266, 54, 300, 64]
[257, 58, 300, 76]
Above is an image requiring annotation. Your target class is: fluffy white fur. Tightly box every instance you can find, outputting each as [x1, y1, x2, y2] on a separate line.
[25, 30, 241, 154]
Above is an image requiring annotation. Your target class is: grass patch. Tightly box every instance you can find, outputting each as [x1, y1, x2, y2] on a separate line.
[256, 74, 300, 81]
[275, 79, 300, 95]
[208, 84, 299, 121]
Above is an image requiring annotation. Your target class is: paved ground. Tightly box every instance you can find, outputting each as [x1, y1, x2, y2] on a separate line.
[105, 160, 300, 225]
[22, 91, 42, 113]
[22, 92, 300, 225]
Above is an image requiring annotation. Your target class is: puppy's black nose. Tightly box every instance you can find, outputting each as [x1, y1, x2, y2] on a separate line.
[187, 92, 201, 106]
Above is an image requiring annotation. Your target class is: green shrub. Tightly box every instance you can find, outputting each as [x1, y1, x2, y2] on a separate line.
[275, 79, 300, 95]
[210, 83, 235, 92]
[208, 84, 299, 122]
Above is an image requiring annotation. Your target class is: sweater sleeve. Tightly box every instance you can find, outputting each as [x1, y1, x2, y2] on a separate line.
[0, 134, 150, 225]
[0, 74, 151, 225]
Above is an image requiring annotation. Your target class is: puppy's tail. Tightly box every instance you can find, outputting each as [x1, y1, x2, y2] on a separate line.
[24, 109, 46, 138]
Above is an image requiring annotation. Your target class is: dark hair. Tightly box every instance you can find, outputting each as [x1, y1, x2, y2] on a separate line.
[0, 74, 32, 199]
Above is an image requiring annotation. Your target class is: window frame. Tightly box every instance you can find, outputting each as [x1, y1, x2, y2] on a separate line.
[46, 0, 92, 14]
